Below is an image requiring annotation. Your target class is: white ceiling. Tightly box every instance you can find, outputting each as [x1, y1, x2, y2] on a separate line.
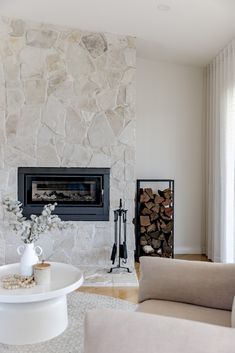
[0, 0, 235, 66]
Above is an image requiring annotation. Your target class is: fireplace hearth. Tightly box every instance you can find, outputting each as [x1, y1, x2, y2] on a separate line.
[18, 167, 110, 221]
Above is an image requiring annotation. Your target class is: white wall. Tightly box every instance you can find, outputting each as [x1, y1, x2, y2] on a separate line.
[136, 58, 205, 254]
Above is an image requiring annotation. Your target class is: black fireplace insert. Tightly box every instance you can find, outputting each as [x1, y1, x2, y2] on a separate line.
[18, 167, 110, 221]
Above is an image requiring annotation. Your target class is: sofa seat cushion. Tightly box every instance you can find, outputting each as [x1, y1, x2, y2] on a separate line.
[137, 299, 231, 327]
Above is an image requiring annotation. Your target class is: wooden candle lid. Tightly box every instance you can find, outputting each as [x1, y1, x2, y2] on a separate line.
[33, 262, 51, 270]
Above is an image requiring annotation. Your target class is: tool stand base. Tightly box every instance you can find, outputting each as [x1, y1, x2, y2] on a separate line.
[108, 265, 131, 273]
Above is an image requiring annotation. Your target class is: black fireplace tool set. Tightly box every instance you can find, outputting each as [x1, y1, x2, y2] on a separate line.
[109, 199, 131, 273]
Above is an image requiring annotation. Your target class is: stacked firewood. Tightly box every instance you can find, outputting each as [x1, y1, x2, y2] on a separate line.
[139, 187, 173, 257]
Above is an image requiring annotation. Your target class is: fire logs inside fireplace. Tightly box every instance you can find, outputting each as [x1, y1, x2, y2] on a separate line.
[138, 187, 174, 258]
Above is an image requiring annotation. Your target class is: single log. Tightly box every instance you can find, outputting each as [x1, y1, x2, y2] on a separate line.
[141, 207, 152, 215]
[156, 221, 161, 231]
[147, 223, 156, 233]
[140, 236, 148, 246]
[163, 188, 172, 199]
[152, 205, 160, 213]
[163, 240, 173, 255]
[145, 201, 155, 210]
[160, 213, 172, 221]
[165, 207, 173, 217]
[159, 219, 166, 229]
[159, 233, 165, 241]
[144, 188, 154, 199]
[162, 199, 172, 207]
[140, 192, 150, 203]
[152, 238, 161, 249]
[147, 238, 152, 245]
[162, 254, 171, 258]
[150, 231, 161, 239]
[140, 215, 151, 227]
[145, 233, 151, 241]
[142, 245, 154, 254]
[168, 234, 173, 246]
[150, 212, 159, 222]
[162, 221, 173, 234]
[155, 195, 164, 204]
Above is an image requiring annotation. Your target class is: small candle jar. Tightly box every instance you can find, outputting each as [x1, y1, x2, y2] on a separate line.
[33, 262, 51, 285]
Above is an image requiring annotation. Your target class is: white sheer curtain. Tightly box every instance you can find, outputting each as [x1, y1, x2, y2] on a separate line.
[206, 39, 235, 263]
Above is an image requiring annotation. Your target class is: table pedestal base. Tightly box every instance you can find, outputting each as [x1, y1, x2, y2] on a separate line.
[0, 295, 68, 345]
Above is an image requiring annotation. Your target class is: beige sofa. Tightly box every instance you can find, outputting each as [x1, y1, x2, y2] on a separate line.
[84, 257, 235, 353]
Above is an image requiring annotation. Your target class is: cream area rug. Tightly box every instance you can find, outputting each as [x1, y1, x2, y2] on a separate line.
[81, 266, 139, 287]
[0, 292, 136, 353]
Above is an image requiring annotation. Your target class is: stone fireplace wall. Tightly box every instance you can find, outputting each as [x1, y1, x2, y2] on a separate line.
[0, 16, 136, 268]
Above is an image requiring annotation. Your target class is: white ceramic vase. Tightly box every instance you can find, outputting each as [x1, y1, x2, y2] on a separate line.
[17, 243, 43, 276]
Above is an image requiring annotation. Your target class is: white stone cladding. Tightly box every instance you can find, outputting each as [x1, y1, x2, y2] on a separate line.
[0, 16, 136, 268]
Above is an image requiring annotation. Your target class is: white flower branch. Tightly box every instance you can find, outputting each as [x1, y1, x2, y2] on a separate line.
[3, 197, 68, 244]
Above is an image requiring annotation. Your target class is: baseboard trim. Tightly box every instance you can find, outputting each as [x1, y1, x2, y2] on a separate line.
[174, 247, 203, 255]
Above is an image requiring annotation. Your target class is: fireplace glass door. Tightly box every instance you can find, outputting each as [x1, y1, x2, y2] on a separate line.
[28, 176, 102, 206]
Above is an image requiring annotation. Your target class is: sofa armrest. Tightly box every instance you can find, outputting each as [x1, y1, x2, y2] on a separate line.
[84, 309, 235, 353]
[138, 257, 235, 310]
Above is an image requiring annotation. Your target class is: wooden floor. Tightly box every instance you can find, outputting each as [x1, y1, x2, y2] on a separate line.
[78, 254, 208, 304]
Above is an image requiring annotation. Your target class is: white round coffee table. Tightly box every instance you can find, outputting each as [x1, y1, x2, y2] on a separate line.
[0, 262, 83, 345]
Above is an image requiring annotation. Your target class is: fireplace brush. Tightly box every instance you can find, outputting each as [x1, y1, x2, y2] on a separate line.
[109, 199, 131, 273]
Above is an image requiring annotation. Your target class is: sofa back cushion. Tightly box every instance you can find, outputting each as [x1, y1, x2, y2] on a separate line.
[231, 297, 235, 327]
[139, 257, 235, 310]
